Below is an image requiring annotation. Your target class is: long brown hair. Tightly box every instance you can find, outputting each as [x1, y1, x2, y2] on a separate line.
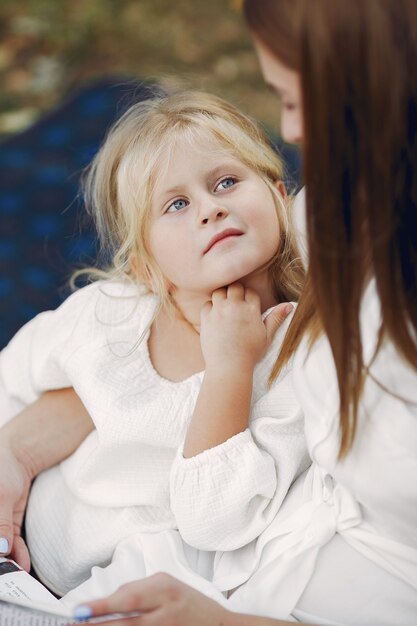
[244, 0, 417, 456]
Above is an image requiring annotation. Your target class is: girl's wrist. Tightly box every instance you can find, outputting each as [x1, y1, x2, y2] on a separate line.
[204, 356, 256, 377]
[203, 363, 255, 387]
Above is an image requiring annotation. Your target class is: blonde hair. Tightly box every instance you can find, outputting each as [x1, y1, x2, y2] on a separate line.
[81, 90, 304, 309]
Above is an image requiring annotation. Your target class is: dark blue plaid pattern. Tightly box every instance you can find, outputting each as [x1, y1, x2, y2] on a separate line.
[0, 77, 158, 349]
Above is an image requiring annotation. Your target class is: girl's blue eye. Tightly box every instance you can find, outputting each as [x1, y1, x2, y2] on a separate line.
[216, 177, 236, 191]
[166, 198, 188, 213]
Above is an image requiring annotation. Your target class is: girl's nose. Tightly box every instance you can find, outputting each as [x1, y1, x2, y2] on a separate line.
[200, 205, 229, 225]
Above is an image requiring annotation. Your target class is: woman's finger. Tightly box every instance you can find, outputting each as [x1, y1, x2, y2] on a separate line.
[75, 574, 177, 619]
[10, 535, 31, 573]
[0, 500, 15, 562]
[85, 609, 171, 626]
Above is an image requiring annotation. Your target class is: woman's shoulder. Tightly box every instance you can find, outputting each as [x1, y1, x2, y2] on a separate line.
[294, 278, 417, 431]
[362, 280, 417, 404]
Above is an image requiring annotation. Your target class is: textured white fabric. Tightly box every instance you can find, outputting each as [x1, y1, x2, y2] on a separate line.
[218, 279, 417, 625]
[60, 529, 228, 609]
[0, 280, 308, 597]
[170, 368, 308, 552]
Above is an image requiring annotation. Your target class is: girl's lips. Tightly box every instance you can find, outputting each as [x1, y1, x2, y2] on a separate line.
[204, 228, 243, 254]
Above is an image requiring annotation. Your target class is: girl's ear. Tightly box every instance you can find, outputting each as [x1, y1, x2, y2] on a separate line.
[275, 179, 287, 198]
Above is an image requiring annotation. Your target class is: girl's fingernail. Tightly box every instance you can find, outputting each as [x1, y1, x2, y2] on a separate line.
[285, 303, 294, 315]
[0, 537, 9, 553]
[73, 605, 93, 620]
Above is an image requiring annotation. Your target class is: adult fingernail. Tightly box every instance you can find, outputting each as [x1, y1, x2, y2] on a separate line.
[0, 537, 9, 553]
[73, 605, 93, 620]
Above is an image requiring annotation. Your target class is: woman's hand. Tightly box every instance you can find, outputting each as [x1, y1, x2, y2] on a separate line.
[0, 443, 32, 570]
[74, 574, 229, 625]
[74, 573, 297, 626]
[0, 388, 94, 570]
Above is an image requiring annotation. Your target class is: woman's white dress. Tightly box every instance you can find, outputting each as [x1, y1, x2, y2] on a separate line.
[216, 278, 417, 625]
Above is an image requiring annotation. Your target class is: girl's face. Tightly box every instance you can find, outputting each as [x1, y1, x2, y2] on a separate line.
[148, 140, 281, 301]
[254, 39, 303, 145]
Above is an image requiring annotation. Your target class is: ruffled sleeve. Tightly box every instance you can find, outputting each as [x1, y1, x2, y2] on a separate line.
[170, 370, 310, 551]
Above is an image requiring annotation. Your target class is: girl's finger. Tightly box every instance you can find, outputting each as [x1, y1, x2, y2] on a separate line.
[211, 287, 227, 303]
[226, 282, 245, 301]
[243, 287, 261, 308]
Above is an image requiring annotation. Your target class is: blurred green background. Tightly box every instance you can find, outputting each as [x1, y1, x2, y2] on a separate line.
[0, 0, 282, 139]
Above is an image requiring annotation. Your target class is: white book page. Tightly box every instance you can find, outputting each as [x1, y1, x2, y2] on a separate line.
[0, 558, 142, 625]
[0, 599, 74, 626]
[0, 557, 67, 612]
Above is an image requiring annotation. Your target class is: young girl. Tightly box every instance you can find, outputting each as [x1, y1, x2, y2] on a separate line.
[0, 91, 308, 604]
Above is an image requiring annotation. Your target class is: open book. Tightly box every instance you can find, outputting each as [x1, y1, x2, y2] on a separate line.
[0, 557, 140, 625]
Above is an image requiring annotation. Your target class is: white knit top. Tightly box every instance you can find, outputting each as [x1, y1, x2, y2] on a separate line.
[0, 280, 309, 596]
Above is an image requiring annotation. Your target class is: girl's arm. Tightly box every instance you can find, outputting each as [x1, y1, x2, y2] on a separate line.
[75, 574, 315, 626]
[183, 283, 292, 456]
[170, 286, 305, 552]
[0, 388, 93, 569]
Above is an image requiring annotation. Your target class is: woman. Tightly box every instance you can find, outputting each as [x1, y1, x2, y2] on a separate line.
[74, 0, 417, 624]
[1, 0, 416, 624]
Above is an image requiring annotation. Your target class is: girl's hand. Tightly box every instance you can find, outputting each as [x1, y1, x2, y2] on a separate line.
[200, 283, 292, 372]
[200, 282, 263, 372]
[73, 573, 232, 626]
[182, 285, 293, 456]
